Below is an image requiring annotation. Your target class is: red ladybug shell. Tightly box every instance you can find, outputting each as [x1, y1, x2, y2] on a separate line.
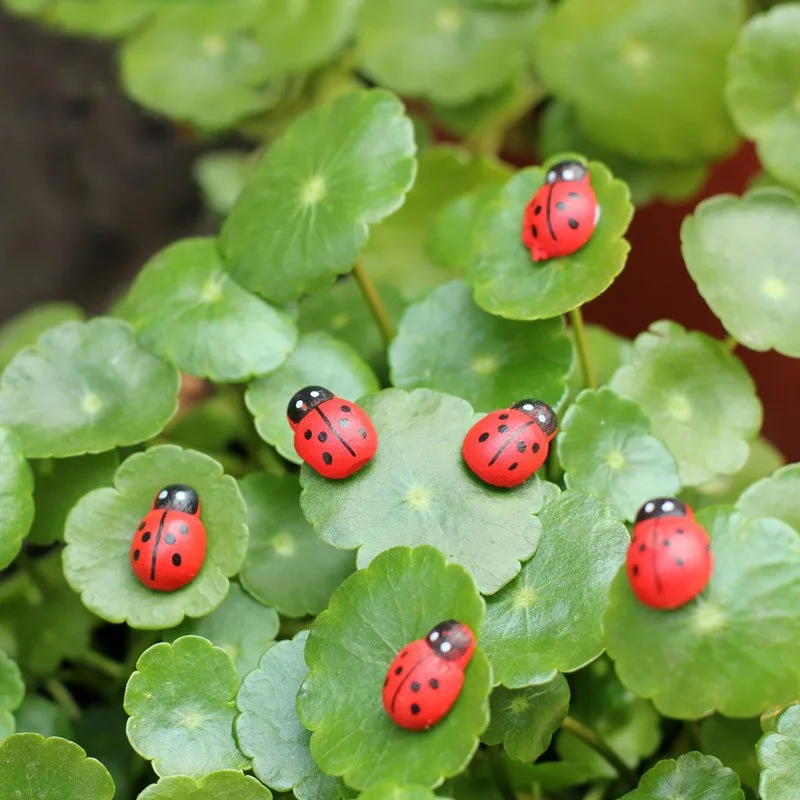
[383, 620, 475, 731]
[462, 399, 557, 488]
[627, 498, 713, 610]
[287, 385, 377, 480]
[130, 484, 206, 592]
[522, 160, 599, 262]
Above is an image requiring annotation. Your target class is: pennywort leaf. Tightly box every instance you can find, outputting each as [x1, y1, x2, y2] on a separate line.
[758, 703, 800, 800]
[0, 428, 33, 569]
[0, 303, 83, 372]
[138, 771, 272, 800]
[736, 462, 800, 531]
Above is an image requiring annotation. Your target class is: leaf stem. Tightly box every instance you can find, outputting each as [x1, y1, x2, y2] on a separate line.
[14, 551, 45, 605]
[352, 262, 396, 345]
[724, 334, 738, 353]
[568, 307, 598, 390]
[79, 648, 125, 680]
[487, 746, 517, 800]
[560, 716, 637, 788]
[44, 678, 81, 720]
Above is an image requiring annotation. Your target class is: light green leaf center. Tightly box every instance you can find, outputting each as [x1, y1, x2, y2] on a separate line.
[270, 532, 296, 557]
[509, 696, 530, 715]
[80, 393, 103, 415]
[667, 393, 693, 422]
[301, 175, 327, 207]
[760, 276, 788, 301]
[404, 485, 432, 511]
[435, 5, 463, 32]
[470, 354, 499, 375]
[605, 449, 626, 470]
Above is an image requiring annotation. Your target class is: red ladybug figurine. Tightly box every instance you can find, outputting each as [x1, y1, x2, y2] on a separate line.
[130, 484, 207, 592]
[521, 160, 600, 262]
[383, 620, 476, 731]
[287, 385, 378, 479]
[462, 399, 557, 488]
[627, 498, 713, 610]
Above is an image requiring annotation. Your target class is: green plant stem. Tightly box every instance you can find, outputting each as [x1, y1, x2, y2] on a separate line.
[569, 307, 598, 390]
[560, 716, 636, 788]
[487, 745, 517, 800]
[14, 551, 45, 605]
[0, 569, 36, 604]
[724, 334, 738, 353]
[353, 261, 396, 345]
[79, 648, 125, 680]
[44, 678, 81, 720]
[583, 782, 609, 800]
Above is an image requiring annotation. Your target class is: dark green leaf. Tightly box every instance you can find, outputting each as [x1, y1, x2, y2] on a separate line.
[63, 445, 248, 629]
[125, 636, 249, 777]
[758, 703, 800, 799]
[138, 771, 272, 800]
[15, 696, 73, 740]
[239, 472, 354, 617]
[558, 388, 681, 521]
[221, 89, 417, 303]
[736, 462, 800, 531]
[701, 716, 762, 790]
[0, 651, 23, 739]
[245, 332, 379, 465]
[482, 491, 628, 687]
[0, 317, 179, 458]
[0, 734, 115, 799]
[605, 507, 800, 718]
[300, 388, 558, 594]
[237, 631, 341, 800]
[389, 280, 573, 412]
[168, 582, 279, 679]
[620, 752, 743, 800]
[48, 0, 159, 37]
[0, 303, 83, 372]
[0, 428, 33, 568]
[297, 546, 490, 789]
[482, 673, 570, 762]
[120, 238, 297, 382]
[681, 188, 800, 357]
[467, 159, 633, 320]
[535, 0, 745, 162]
[610, 321, 762, 486]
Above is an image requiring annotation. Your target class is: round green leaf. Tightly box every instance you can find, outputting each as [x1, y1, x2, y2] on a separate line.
[120, 1, 274, 131]
[701, 716, 762, 790]
[621, 752, 743, 800]
[758, 703, 800, 799]
[48, 0, 159, 37]
[539, 101, 709, 207]
[361, 146, 512, 299]
[356, 0, 543, 105]
[194, 151, 255, 218]
[358, 785, 439, 800]
[0, 428, 33, 569]
[167, 583, 279, 679]
[0, 303, 83, 372]
[125, 636, 249, 777]
[482, 673, 570, 762]
[389, 280, 573, 413]
[736, 462, 800, 531]
[605, 507, 800, 719]
[0, 651, 23, 740]
[297, 277, 407, 376]
[726, 5, 800, 192]
[467, 159, 633, 320]
[221, 89, 417, 303]
[610, 321, 762, 486]
[15, 696, 73, 740]
[681, 188, 800, 357]
[535, 0, 745, 163]
[482, 491, 629, 687]
[237, 631, 340, 800]
[0, 734, 115, 799]
[0, 317, 179, 459]
[120, 238, 297, 382]
[0, 552, 95, 676]
[245, 332, 379, 465]
[300, 388, 558, 594]
[297, 545, 490, 790]
[28, 452, 118, 545]
[558, 388, 681, 521]
[63, 445, 248, 629]
[555, 657, 661, 778]
[138, 771, 272, 800]
[239, 472, 355, 617]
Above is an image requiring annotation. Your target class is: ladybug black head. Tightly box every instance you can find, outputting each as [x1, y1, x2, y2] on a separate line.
[635, 497, 690, 524]
[511, 399, 558, 437]
[287, 385, 334, 425]
[153, 484, 199, 515]
[425, 620, 474, 662]
[545, 160, 587, 185]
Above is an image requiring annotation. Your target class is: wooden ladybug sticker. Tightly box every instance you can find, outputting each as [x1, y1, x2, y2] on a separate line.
[383, 620, 475, 731]
[462, 399, 557, 488]
[627, 498, 713, 610]
[130, 484, 207, 592]
[521, 160, 600, 262]
[287, 385, 378, 479]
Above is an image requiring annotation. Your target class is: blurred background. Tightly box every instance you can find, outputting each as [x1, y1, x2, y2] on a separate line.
[1, 6, 796, 460]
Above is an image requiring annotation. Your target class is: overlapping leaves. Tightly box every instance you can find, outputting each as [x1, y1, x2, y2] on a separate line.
[758, 703, 800, 799]
[621, 752, 743, 800]
[736, 462, 800, 530]
[138, 771, 272, 800]
[0, 428, 33, 569]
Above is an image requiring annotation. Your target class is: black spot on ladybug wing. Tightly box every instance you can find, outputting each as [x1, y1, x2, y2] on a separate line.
[410, 681, 420, 692]
[322, 452, 333, 465]
[534, 205, 542, 215]
[516, 441, 526, 453]
[395, 666, 403, 675]
[341, 405, 351, 413]
[508, 462, 518, 471]
[318, 431, 328, 443]
[137, 521, 146, 531]
[676, 558, 684, 567]
[172, 553, 182, 567]
[499, 413, 509, 420]
[568, 218, 580, 229]
[133, 549, 140, 561]
[632, 565, 639, 576]
[498, 424, 509, 433]
[478, 432, 490, 443]
[531, 225, 538, 238]
[358, 427, 367, 439]
[179, 524, 189, 535]
[165, 533, 176, 545]
[410, 704, 420, 715]
[568, 192, 580, 199]
[304, 429, 312, 440]
[429, 679, 439, 689]
[556, 201, 566, 210]
[141, 531, 152, 543]
[532, 443, 540, 454]
[639, 544, 646, 552]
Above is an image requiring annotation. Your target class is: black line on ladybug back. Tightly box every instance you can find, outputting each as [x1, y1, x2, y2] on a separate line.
[545, 184, 558, 242]
[389, 652, 436, 713]
[651, 525, 663, 595]
[314, 406, 356, 457]
[488, 421, 534, 467]
[150, 511, 167, 582]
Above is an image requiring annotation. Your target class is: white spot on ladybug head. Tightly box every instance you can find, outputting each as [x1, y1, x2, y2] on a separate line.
[295, 400, 304, 409]
[175, 491, 186, 501]
[537, 413, 547, 424]
[310, 391, 320, 398]
[301, 175, 327, 206]
[429, 630, 440, 642]
[662, 500, 675, 513]
[435, 5, 463, 32]
[522, 403, 534, 412]
[644, 502, 656, 514]
[158, 490, 169, 500]
[440, 641, 452, 653]
[546, 170, 557, 184]
[562, 168, 575, 181]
